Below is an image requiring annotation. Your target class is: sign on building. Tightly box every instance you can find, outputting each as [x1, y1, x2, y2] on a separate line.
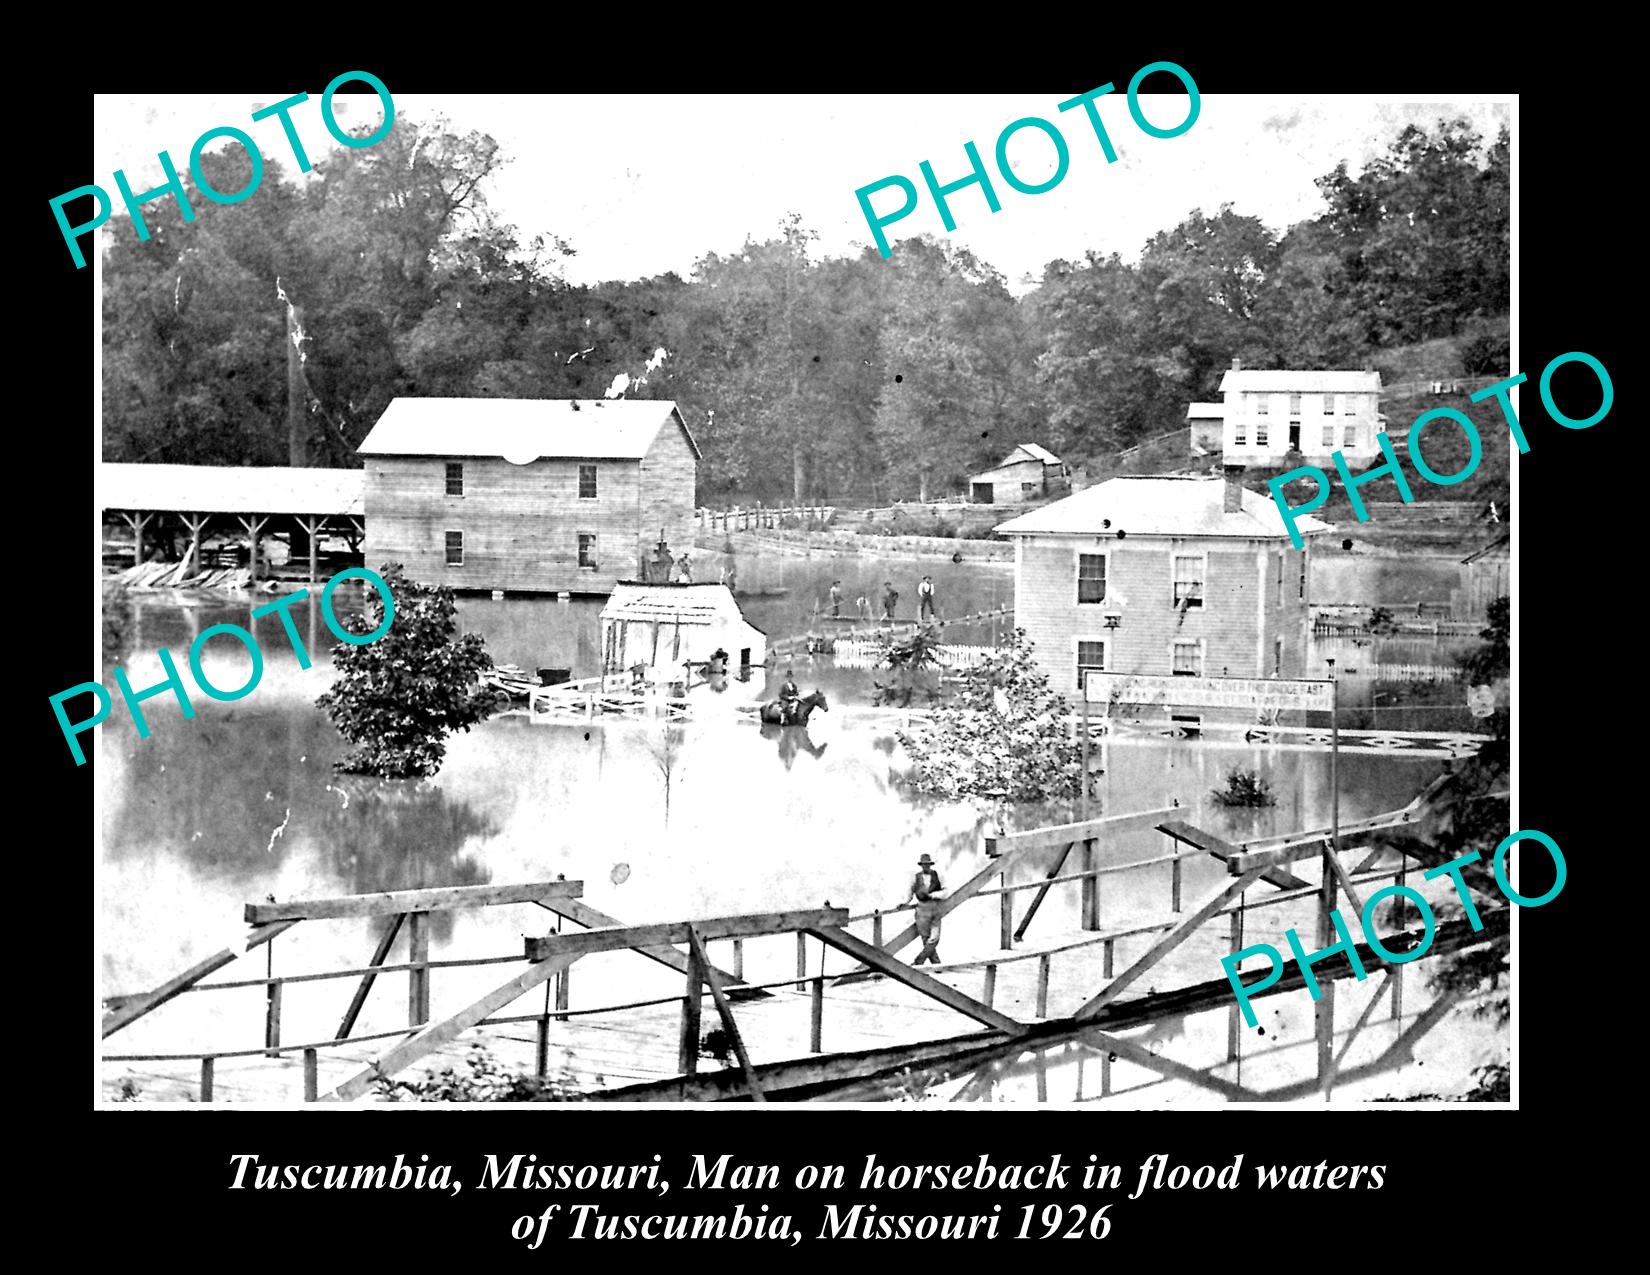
[1084, 673, 1333, 712]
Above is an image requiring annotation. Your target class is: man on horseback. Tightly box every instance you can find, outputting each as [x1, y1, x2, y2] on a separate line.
[778, 668, 801, 725]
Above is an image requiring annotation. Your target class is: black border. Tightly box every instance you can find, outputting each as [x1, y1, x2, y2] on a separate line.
[33, 26, 1619, 1253]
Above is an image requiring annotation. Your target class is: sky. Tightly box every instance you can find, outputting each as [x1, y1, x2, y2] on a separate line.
[92, 93, 1512, 295]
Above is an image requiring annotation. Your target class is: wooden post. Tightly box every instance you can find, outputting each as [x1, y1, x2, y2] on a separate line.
[1227, 895, 1244, 1062]
[1036, 954, 1050, 1018]
[999, 876, 1013, 950]
[1171, 854, 1183, 913]
[265, 940, 282, 1050]
[810, 976, 824, 1052]
[1080, 839, 1099, 931]
[200, 1057, 215, 1102]
[1103, 939, 1115, 979]
[872, 911, 883, 947]
[1391, 866, 1405, 1022]
[679, 942, 704, 1076]
[407, 911, 430, 1028]
[300, 515, 322, 583]
[238, 515, 268, 583]
[555, 964, 570, 1022]
[982, 963, 997, 1008]
[536, 1016, 550, 1078]
[796, 931, 807, 992]
[732, 937, 744, 982]
[303, 1048, 318, 1101]
[122, 511, 151, 567]
[1101, 1051, 1112, 1097]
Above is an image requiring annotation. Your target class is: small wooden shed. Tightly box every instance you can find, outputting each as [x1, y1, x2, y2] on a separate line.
[600, 582, 767, 678]
[970, 444, 1063, 504]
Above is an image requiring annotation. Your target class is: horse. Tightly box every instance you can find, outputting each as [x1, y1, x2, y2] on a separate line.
[759, 689, 829, 726]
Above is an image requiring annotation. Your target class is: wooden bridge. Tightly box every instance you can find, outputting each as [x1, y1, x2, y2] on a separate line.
[101, 778, 1508, 1103]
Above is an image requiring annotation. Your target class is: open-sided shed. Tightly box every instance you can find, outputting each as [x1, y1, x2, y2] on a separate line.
[599, 582, 767, 678]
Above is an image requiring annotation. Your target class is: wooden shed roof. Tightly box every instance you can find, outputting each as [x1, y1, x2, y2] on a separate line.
[600, 583, 766, 632]
[102, 464, 366, 516]
[359, 398, 701, 463]
[994, 475, 1333, 540]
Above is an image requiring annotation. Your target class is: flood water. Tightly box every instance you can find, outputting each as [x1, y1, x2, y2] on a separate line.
[98, 545, 1502, 1101]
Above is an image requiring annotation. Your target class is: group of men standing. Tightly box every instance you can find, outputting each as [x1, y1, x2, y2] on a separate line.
[826, 576, 940, 622]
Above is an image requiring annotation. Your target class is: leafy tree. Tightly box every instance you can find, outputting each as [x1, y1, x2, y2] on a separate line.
[895, 628, 1088, 804]
[871, 625, 947, 708]
[316, 564, 498, 778]
[1422, 593, 1511, 1019]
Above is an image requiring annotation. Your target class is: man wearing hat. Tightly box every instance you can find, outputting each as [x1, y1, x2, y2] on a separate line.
[908, 854, 946, 965]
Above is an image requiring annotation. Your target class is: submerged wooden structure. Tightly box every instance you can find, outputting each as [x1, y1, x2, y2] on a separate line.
[101, 777, 1508, 1104]
[102, 463, 366, 583]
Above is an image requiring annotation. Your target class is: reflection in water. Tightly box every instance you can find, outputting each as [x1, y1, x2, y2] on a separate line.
[760, 722, 829, 769]
[307, 779, 499, 944]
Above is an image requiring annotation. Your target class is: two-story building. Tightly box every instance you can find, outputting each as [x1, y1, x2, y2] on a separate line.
[358, 397, 699, 594]
[1219, 363, 1383, 465]
[995, 472, 1333, 703]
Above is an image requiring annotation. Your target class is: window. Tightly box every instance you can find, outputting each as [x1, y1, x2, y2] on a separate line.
[1172, 640, 1202, 676]
[1021, 482, 1039, 497]
[1172, 554, 1204, 608]
[1344, 423, 1357, 447]
[445, 462, 464, 496]
[1254, 393, 1269, 415]
[1322, 394, 1336, 415]
[1299, 549, 1308, 600]
[1343, 396, 1357, 415]
[579, 464, 598, 499]
[1322, 422, 1337, 448]
[1077, 640, 1106, 687]
[445, 531, 463, 566]
[1077, 553, 1107, 604]
[1256, 421, 1269, 446]
[578, 533, 597, 568]
[1288, 393, 1302, 416]
[1233, 422, 1247, 445]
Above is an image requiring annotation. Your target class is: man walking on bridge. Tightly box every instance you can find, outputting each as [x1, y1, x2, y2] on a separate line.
[908, 854, 945, 965]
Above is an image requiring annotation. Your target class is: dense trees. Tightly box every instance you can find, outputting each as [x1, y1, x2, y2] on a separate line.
[103, 116, 1509, 501]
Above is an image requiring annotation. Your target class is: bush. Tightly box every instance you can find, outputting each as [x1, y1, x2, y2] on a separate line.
[1459, 330, 1509, 377]
[1213, 769, 1276, 807]
[316, 563, 499, 778]
[373, 1046, 590, 1102]
[895, 628, 1088, 804]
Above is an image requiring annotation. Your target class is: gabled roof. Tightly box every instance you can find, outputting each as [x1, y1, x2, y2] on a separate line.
[1187, 402, 1225, 419]
[358, 398, 701, 464]
[600, 582, 765, 632]
[994, 475, 1333, 539]
[1218, 369, 1381, 394]
[102, 463, 365, 516]
[996, 438, 1062, 465]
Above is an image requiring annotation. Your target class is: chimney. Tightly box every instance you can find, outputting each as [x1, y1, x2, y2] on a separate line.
[1231, 357, 1241, 371]
[1223, 464, 1245, 513]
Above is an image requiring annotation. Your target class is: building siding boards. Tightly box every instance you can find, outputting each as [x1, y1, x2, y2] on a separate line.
[971, 458, 1048, 503]
[362, 414, 698, 594]
[1014, 534, 1312, 700]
